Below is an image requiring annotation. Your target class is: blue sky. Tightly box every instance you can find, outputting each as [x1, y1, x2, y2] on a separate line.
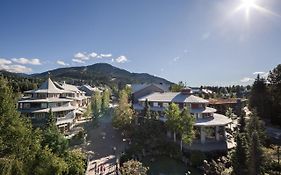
[0, 0, 280, 86]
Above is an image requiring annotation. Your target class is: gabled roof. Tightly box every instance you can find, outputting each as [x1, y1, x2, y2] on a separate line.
[81, 84, 102, 92]
[138, 92, 209, 103]
[55, 82, 84, 94]
[18, 98, 73, 103]
[132, 83, 170, 93]
[25, 78, 69, 94]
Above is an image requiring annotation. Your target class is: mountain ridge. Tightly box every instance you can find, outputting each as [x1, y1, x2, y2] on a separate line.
[27, 63, 173, 87]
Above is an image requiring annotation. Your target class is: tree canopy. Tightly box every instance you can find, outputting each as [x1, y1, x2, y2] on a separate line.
[120, 160, 148, 175]
[0, 77, 86, 175]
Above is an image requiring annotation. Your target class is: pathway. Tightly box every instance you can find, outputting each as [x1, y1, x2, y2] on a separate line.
[84, 110, 126, 175]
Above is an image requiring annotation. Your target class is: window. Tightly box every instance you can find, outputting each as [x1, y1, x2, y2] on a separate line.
[163, 103, 169, 108]
[153, 102, 158, 107]
[41, 103, 47, 108]
[23, 103, 30, 109]
[49, 103, 57, 108]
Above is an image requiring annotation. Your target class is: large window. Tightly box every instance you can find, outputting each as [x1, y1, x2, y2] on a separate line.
[153, 102, 158, 107]
[37, 94, 47, 99]
[41, 103, 47, 108]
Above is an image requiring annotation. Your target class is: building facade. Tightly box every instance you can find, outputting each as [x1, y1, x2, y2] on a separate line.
[18, 77, 89, 133]
[133, 88, 233, 151]
[131, 83, 170, 103]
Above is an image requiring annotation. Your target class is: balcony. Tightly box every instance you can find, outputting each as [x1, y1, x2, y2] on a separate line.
[56, 111, 76, 125]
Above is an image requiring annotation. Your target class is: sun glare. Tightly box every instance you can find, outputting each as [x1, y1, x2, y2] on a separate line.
[237, 0, 257, 19]
[241, 0, 256, 9]
[234, 0, 280, 21]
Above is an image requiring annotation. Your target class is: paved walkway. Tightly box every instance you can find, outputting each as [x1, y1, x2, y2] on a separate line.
[84, 110, 126, 175]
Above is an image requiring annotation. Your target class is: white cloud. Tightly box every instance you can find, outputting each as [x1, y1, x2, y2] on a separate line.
[0, 58, 12, 65]
[72, 59, 85, 64]
[12, 58, 41, 65]
[201, 32, 210, 40]
[100, 54, 112, 58]
[57, 60, 69, 66]
[74, 52, 89, 60]
[115, 55, 128, 63]
[88, 52, 98, 58]
[241, 77, 254, 83]
[0, 64, 32, 73]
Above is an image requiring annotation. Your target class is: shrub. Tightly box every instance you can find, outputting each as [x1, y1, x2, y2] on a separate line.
[190, 151, 206, 167]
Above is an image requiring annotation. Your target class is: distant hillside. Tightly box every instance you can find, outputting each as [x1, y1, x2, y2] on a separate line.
[31, 63, 172, 88]
[0, 70, 42, 93]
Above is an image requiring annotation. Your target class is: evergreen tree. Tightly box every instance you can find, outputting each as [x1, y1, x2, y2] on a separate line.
[0, 77, 41, 174]
[0, 77, 86, 175]
[249, 132, 264, 175]
[267, 64, 281, 126]
[246, 110, 266, 144]
[249, 74, 270, 120]
[33, 146, 68, 175]
[239, 110, 246, 133]
[232, 133, 249, 175]
[143, 99, 151, 119]
[42, 111, 68, 156]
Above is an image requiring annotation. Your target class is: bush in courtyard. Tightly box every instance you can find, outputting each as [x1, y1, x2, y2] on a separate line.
[120, 160, 148, 175]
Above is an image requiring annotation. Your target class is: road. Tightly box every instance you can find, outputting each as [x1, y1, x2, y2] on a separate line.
[84, 111, 126, 175]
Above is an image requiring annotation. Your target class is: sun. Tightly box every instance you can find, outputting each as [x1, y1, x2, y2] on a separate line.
[234, 0, 279, 20]
[237, 0, 258, 19]
[241, 0, 256, 9]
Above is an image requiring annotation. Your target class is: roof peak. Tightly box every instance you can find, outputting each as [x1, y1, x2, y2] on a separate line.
[37, 77, 62, 93]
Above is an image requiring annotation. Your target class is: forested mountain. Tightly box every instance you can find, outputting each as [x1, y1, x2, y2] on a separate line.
[1, 63, 172, 92]
[0, 70, 41, 93]
[31, 63, 172, 88]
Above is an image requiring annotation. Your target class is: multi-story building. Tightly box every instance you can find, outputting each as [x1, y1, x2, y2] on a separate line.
[79, 84, 102, 97]
[133, 88, 233, 151]
[18, 77, 89, 133]
[131, 83, 170, 103]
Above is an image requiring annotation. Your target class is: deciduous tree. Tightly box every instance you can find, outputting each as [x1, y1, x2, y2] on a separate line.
[92, 91, 102, 118]
[120, 160, 148, 175]
[112, 90, 134, 131]
[165, 103, 181, 142]
[101, 89, 110, 112]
